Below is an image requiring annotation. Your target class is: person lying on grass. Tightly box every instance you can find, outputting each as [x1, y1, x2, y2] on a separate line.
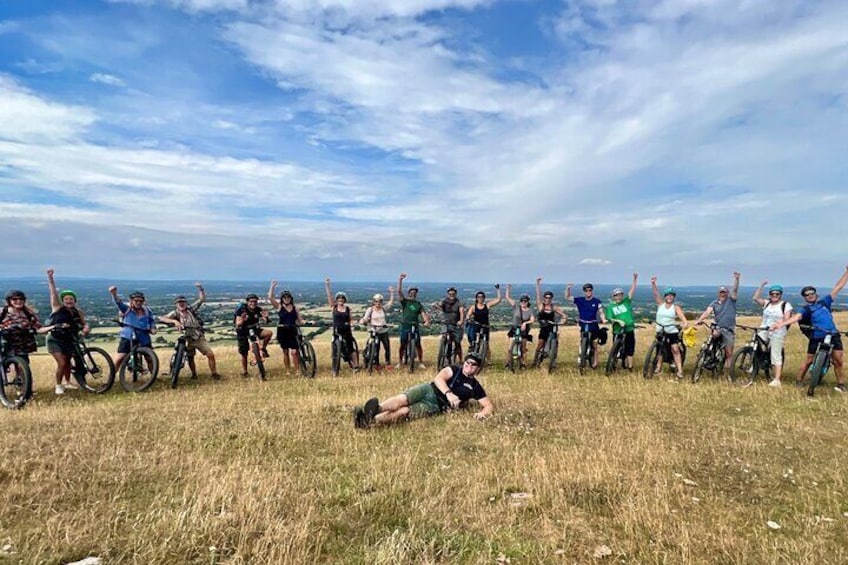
[353, 352, 493, 429]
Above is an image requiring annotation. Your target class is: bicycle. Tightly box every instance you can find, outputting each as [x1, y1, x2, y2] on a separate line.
[577, 319, 598, 374]
[362, 325, 389, 375]
[116, 320, 160, 392]
[277, 324, 318, 378]
[400, 323, 421, 373]
[68, 329, 116, 394]
[534, 320, 563, 372]
[506, 325, 528, 373]
[436, 323, 462, 370]
[466, 320, 489, 368]
[243, 321, 268, 381]
[802, 326, 847, 397]
[604, 323, 642, 375]
[330, 326, 359, 377]
[730, 324, 779, 386]
[167, 326, 191, 389]
[692, 323, 728, 383]
[642, 324, 687, 378]
[0, 327, 33, 409]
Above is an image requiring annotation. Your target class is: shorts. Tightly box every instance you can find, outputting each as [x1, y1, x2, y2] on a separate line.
[539, 325, 554, 342]
[618, 330, 636, 357]
[807, 333, 843, 355]
[717, 327, 735, 348]
[446, 325, 463, 343]
[659, 332, 681, 345]
[403, 382, 442, 420]
[46, 334, 74, 356]
[761, 333, 785, 366]
[508, 326, 533, 342]
[466, 324, 489, 344]
[400, 326, 422, 345]
[237, 337, 250, 356]
[118, 337, 152, 354]
[186, 338, 213, 357]
[277, 326, 298, 350]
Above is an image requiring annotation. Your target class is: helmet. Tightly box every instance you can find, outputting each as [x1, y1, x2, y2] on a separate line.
[519, 294, 531, 301]
[768, 285, 783, 294]
[446, 287, 457, 293]
[464, 352, 483, 366]
[280, 290, 293, 299]
[582, 283, 594, 291]
[543, 291, 554, 298]
[174, 295, 187, 303]
[407, 287, 419, 293]
[335, 291, 347, 300]
[800, 286, 817, 296]
[611, 288, 624, 296]
[475, 291, 486, 299]
[129, 291, 146, 300]
[663, 287, 676, 296]
[372, 293, 384, 302]
[245, 293, 259, 301]
[5, 290, 26, 301]
[59, 289, 78, 301]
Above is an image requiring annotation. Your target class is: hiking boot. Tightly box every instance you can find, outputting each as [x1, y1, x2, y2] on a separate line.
[210, 372, 222, 380]
[363, 397, 380, 425]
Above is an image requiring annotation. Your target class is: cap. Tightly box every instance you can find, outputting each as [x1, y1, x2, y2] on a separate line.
[174, 295, 187, 303]
[611, 288, 624, 296]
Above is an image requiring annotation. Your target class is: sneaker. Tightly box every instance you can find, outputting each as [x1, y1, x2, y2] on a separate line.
[363, 397, 380, 425]
[676, 372, 684, 380]
[768, 379, 781, 387]
[835, 384, 846, 393]
[210, 372, 222, 380]
[353, 407, 367, 429]
[241, 372, 249, 378]
[54, 384, 65, 395]
[190, 373, 198, 380]
[62, 381, 79, 390]
[418, 363, 427, 370]
[395, 363, 402, 369]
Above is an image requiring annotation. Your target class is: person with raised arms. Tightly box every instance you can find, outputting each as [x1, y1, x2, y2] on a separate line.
[159, 282, 220, 380]
[649, 277, 688, 379]
[465, 284, 502, 363]
[534, 277, 568, 367]
[694, 272, 741, 375]
[397, 273, 431, 368]
[325, 278, 360, 371]
[109, 285, 157, 372]
[44, 269, 90, 394]
[751, 281, 792, 387]
[359, 286, 395, 369]
[504, 284, 536, 368]
[604, 273, 639, 370]
[268, 281, 305, 376]
[566, 282, 608, 369]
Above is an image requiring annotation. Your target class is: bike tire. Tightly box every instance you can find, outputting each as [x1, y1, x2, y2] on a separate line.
[119, 347, 160, 392]
[331, 339, 342, 376]
[299, 340, 317, 378]
[406, 338, 416, 373]
[169, 342, 186, 389]
[477, 337, 489, 369]
[533, 347, 544, 369]
[364, 341, 376, 375]
[250, 342, 267, 381]
[579, 335, 590, 374]
[548, 335, 558, 372]
[729, 347, 754, 385]
[642, 342, 661, 379]
[437, 336, 448, 370]
[808, 349, 829, 391]
[73, 346, 116, 394]
[0, 356, 32, 409]
[605, 337, 621, 376]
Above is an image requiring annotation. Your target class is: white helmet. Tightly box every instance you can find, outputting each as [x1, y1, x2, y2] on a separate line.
[372, 293, 384, 302]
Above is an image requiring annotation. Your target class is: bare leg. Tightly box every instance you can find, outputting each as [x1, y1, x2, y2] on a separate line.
[206, 351, 217, 374]
[832, 349, 844, 385]
[671, 344, 684, 378]
[797, 353, 814, 383]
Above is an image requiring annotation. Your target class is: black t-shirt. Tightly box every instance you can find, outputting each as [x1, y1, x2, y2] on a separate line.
[434, 364, 487, 408]
[234, 304, 264, 337]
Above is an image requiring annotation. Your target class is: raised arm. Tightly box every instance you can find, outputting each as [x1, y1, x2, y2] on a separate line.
[195, 282, 206, 306]
[830, 265, 848, 300]
[650, 277, 662, 305]
[397, 272, 406, 298]
[752, 280, 768, 307]
[565, 283, 574, 302]
[730, 271, 741, 301]
[268, 280, 280, 310]
[108, 285, 127, 314]
[384, 286, 395, 310]
[487, 284, 502, 308]
[628, 273, 638, 300]
[46, 268, 60, 312]
[324, 278, 334, 309]
[535, 277, 543, 309]
[504, 284, 515, 307]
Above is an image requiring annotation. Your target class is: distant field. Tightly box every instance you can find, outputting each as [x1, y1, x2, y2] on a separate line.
[1, 315, 847, 563]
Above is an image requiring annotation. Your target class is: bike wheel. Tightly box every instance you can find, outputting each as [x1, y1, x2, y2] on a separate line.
[250, 342, 267, 381]
[533, 347, 544, 369]
[299, 340, 317, 378]
[119, 347, 160, 392]
[578, 335, 590, 374]
[605, 338, 621, 376]
[73, 346, 116, 394]
[548, 335, 558, 372]
[169, 343, 186, 389]
[729, 347, 754, 385]
[642, 342, 661, 379]
[477, 337, 489, 369]
[364, 341, 376, 375]
[406, 338, 416, 373]
[331, 339, 342, 376]
[0, 356, 32, 409]
[808, 349, 829, 391]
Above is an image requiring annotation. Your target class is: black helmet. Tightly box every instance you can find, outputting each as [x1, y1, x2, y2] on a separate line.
[582, 283, 594, 291]
[519, 294, 531, 301]
[543, 290, 554, 298]
[129, 291, 145, 300]
[5, 290, 25, 302]
[447, 287, 457, 293]
[246, 293, 259, 301]
[800, 286, 817, 297]
[174, 295, 187, 303]
[464, 352, 483, 366]
[280, 289, 293, 299]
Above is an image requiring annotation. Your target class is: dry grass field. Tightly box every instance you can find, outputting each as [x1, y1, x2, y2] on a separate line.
[1, 315, 847, 564]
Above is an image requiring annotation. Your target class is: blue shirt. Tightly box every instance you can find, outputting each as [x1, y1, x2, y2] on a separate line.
[574, 296, 603, 329]
[114, 297, 155, 345]
[801, 295, 837, 339]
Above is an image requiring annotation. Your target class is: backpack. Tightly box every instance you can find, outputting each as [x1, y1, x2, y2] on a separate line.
[0, 305, 36, 326]
[798, 301, 823, 338]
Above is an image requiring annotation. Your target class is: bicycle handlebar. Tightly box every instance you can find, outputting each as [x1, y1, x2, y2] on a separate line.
[114, 319, 153, 332]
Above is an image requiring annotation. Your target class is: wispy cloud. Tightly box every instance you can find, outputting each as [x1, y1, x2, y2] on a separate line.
[89, 72, 126, 87]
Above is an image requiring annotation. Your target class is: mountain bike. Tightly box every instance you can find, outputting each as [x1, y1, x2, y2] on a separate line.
[116, 321, 160, 392]
[730, 324, 779, 386]
[604, 323, 642, 375]
[330, 326, 358, 376]
[242, 321, 268, 381]
[692, 323, 728, 383]
[534, 320, 563, 372]
[577, 319, 598, 375]
[68, 329, 115, 394]
[507, 325, 529, 373]
[401, 324, 421, 373]
[642, 324, 686, 378]
[277, 324, 318, 378]
[167, 326, 191, 389]
[466, 321, 490, 368]
[803, 326, 846, 397]
[436, 323, 462, 370]
[0, 327, 33, 409]
[362, 325, 389, 375]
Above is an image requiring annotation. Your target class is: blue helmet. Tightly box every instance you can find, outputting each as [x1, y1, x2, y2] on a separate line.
[768, 285, 783, 294]
[663, 287, 676, 296]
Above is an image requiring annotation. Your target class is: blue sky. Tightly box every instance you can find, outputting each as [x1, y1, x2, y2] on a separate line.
[0, 0, 846, 286]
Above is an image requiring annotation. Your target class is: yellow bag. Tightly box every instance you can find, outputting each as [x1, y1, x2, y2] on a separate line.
[682, 326, 697, 348]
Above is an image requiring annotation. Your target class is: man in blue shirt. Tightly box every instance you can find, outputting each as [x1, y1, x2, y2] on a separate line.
[566, 282, 608, 369]
[771, 265, 848, 393]
[109, 286, 157, 370]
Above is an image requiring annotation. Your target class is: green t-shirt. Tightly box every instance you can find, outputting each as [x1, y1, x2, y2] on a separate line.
[605, 296, 634, 334]
[400, 298, 424, 328]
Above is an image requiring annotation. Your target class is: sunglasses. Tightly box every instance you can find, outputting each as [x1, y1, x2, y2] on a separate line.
[769, 292, 782, 296]
[464, 359, 479, 367]
[802, 292, 816, 297]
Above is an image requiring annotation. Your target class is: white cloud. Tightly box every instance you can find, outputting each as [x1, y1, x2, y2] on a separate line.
[0, 75, 96, 141]
[579, 258, 612, 266]
[89, 72, 127, 87]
